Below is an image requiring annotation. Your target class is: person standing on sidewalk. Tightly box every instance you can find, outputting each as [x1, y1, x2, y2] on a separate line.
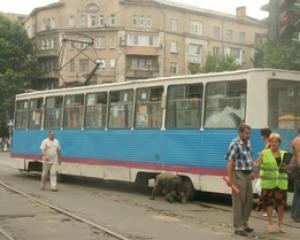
[40, 131, 61, 191]
[256, 133, 288, 233]
[225, 124, 254, 237]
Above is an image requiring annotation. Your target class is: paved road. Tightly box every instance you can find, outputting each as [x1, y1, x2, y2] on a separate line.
[0, 152, 299, 240]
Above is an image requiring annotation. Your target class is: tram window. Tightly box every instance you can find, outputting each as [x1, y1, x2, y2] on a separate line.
[29, 98, 43, 129]
[15, 100, 29, 129]
[108, 90, 133, 129]
[63, 94, 84, 129]
[269, 80, 300, 130]
[135, 87, 163, 129]
[45, 96, 63, 129]
[167, 84, 203, 129]
[204, 80, 246, 128]
[85, 92, 107, 129]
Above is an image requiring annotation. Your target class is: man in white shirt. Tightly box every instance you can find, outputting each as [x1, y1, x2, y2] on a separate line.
[40, 131, 61, 191]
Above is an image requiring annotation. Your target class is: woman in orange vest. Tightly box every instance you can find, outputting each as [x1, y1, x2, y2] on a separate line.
[256, 133, 288, 233]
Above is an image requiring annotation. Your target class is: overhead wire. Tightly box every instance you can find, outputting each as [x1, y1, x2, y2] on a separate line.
[56, 4, 131, 83]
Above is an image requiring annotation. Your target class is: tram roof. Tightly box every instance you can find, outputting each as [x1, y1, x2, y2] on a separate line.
[16, 68, 300, 99]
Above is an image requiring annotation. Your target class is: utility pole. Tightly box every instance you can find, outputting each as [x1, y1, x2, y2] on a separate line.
[268, 0, 280, 41]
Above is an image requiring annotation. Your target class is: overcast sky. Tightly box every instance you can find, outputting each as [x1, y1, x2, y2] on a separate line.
[0, 0, 269, 19]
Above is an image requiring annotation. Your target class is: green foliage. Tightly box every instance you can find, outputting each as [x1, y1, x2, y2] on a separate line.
[253, 40, 300, 70]
[189, 54, 241, 74]
[0, 15, 37, 134]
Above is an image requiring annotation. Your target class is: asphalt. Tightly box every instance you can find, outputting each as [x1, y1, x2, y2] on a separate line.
[0, 152, 299, 240]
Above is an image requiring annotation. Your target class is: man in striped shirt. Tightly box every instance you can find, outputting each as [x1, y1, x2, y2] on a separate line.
[226, 124, 254, 237]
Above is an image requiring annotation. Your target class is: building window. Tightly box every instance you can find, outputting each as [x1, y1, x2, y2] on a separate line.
[170, 62, 178, 75]
[51, 18, 55, 29]
[240, 32, 246, 44]
[79, 38, 91, 49]
[46, 18, 51, 30]
[110, 14, 116, 26]
[213, 26, 220, 40]
[146, 16, 152, 27]
[70, 60, 75, 72]
[108, 37, 116, 48]
[170, 18, 178, 31]
[190, 21, 203, 35]
[135, 87, 163, 129]
[255, 33, 263, 44]
[213, 47, 220, 56]
[89, 15, 98, 27]
[224, 47, 243, 64]
[133, 15, 152, 27]
[129, 58, 153, 71]
[225, 29, 233, 42]
[51, 39, 55, 49]
[41, 39, 55, 50]
[79, 59, 89, 72]
[99, 15, 105, 27]
[80, 15, 87, 27]
[188, 44, 202, 56]
[95, 37, 106, 48]
[138, 15, 145, 26]
[127, 34, 157, 47]
[170, 42, 178, 53]
[132, 15, 138, 25]
[69, 41, 76, 49]
[69, 15, 75, 27]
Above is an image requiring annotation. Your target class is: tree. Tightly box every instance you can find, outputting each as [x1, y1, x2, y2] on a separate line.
[0, 15, 37, 136]
[189, 54, 241, 74]
[253, 40, 300, 70]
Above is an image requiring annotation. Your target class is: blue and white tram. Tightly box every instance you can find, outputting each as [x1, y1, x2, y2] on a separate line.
[11, 69, 300, 194]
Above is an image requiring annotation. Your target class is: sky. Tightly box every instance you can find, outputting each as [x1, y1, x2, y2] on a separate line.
[0, 0, 269, 19]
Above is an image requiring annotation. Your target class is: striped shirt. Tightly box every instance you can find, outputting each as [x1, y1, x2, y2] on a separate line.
[225, 136, 254, 171]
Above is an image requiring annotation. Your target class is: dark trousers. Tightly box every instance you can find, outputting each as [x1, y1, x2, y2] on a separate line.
[232, 171, 253, 230]
[292, 177, 300, 220]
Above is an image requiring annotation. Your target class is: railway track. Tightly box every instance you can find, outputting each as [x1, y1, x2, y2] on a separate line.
[194, 201, 300, 230]
[0, 160, 299, 240]
[0, 180, 130, 240]
[0, 226, 15, 240]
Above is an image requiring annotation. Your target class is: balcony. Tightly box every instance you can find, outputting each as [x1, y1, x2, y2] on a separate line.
[35, 49, 59, 58]
[126, 69, 159, 79]
[125, 46, 161, 56]
[38, 71, 59, 79]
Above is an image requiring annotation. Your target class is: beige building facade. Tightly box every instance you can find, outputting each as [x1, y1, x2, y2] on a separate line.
[24, 0, 266, 89]
[0, 11, 27, 24]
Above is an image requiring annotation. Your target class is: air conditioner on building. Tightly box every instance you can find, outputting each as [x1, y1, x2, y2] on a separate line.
[119, 37, 125, 46]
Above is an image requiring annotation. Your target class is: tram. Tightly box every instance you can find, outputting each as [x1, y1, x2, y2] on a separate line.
[11, 69, 300, 194]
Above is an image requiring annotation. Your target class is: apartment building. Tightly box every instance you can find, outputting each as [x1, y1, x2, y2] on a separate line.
[0, 11, 27, 24]
[23, 0, 266, 89]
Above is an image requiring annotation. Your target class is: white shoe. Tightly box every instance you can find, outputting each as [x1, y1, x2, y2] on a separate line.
[262, 212, 268, 217]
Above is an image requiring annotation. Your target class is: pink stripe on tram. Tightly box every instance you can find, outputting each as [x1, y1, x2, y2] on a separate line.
[11, 153, 226, 176]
